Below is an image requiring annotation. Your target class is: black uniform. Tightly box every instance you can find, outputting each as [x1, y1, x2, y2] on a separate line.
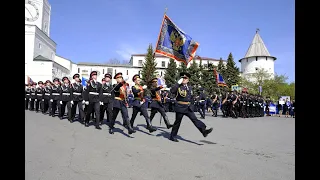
[229, 93, 238, 118]
[169, 72, 212, 142]
[198, 89, 206, 119]
[43, 85, 52, 114]
[29, 86, 37, 111]
[258, 97, 264, 117]
[35, 86, 44, 112]
[84, 80, 102, 128]
[70, 82, 84, 122]
[25, 86, 31, 110]
[110, 77, 135, 134]
[99, 82, 113, 124]
[211, 94, 220, 117]
[50, 84, 61, 117]
[130, 81, 157, 133]
[59, 83, 72, 120]
[221, 92, 228, 117]
[240, 93, 248, 118]
[149, 82, 173, 129]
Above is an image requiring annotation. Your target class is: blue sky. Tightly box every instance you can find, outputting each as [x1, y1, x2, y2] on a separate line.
[50, 0, 295, 82]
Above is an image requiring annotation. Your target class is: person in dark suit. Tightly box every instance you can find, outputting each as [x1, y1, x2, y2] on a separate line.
[198, 87, 206, 119]
[99, 73, 114, 125]
[130, 74, 157, 133]
[169, 72, 213, 142]
[149, 77, 173, 129]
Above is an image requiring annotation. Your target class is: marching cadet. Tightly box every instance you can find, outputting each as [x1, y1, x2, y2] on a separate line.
[29, 82, 37, 111]
[70, 74, 85, 123]
[239, 91, 248, 118]
[169, 72, 213, 142]
[221, 90, 229, 117]
[229, 90, 238, 118]
[99, 73, 114, 125]
[109, 72, 135, 134]
[84, 71, 102, 129]
[248, 94, 254, 118]
[50, 78, 61, 117]
[211, 92, 220, 117]
[35, 81, 44, 113]
[254, 95, 259, 117]
[149, 77, 173, 129]
[265, 96, 271, 116]
[59, 77, 72, 121]
[43, 80, 52, 115]
[25, 84, 31, 110]
[198, 87, 206, 119]
[161, 90, 170, 112]
[130, 74, 157, 133]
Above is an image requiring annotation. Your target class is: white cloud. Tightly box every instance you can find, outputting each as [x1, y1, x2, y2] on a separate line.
[115, 43, 145, 60]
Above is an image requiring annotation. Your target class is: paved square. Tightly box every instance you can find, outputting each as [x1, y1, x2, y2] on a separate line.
[25, 109, 295, 180]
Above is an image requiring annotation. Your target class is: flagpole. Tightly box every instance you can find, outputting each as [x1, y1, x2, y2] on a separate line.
[154, 7, 168, 59]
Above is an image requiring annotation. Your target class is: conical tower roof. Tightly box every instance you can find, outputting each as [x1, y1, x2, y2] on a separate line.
[239, 29, 276, 62]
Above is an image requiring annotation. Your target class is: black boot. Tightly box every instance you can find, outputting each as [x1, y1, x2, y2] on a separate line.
[169, 136, 178, 142]
[163, 115, 173, 129]
[109, 128, 114, 134]
[203, 128, 213, 137]
[146, 118, 157, 133]
[125, 118, 136, 134]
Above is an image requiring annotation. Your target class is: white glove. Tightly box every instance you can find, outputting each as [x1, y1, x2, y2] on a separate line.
[71, 101, 74, 105]
[178, 78, 183, 84]
[50, 99, 53, 102]
[25, 98, 26, 100]
[82, 100, 85, 104]
[29, 98, 31, 101]
[142, 85, 147, 89]
[100, 101, 104, 105]
[85, 101, 89, 105]
[60, 101, 62, 104]
[123, 76, 129, 81]
[42, 99, 44, 101]
[162, 85, 167, 88]
[35, 99, 37, 102]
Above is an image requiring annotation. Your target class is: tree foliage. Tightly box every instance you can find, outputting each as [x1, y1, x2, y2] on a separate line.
[141, 44, 158, 89]
[239, 68, 295, 101]
[200, 63, 218, 95]
[217, 58, 226, 79]
[177, 62, 188, 80]
[224, 53, 240, 87]
[187, 59, 201, 91]
[164, 58, 177, 88]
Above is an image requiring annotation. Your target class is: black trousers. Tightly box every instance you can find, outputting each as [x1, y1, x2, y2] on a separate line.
[35, 99, 43, 112]
[100, 102, 113, 123]
[25, 98, 29, 109]
[29, 99, 35, 110]
[130, 105, 151, 127]
[221, 103, 228, 117]
[59, 101, 72, 118]
[170, 109, 206, 138]
[110, 103, 130, 129]
[198, 105, 206, 118]
[50, 100, 58, 116]
[85, 102, 100, 126]
[70, 101, 84, 121]
[265, 106, 270, 116]
[43, 99, 50, 114]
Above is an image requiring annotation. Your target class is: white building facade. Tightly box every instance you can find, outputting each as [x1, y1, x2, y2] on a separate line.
[238, 30, 277, 81]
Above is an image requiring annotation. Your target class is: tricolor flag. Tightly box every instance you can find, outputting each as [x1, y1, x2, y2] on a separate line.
[155, 14, 199, 65]
[27, 76, 34, 84]
[213, 68, 227, 87]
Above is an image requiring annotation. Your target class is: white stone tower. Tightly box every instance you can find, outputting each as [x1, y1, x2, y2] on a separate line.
[239, 29, 276, 80]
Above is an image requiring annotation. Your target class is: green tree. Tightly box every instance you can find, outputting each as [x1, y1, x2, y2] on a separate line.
[187, 59, 200, 91]
[141, 44, 158, 92]
[177, 62, 188, 80]
[224, 53, 240, 87]
[217, 58, 226, 78]
[201, 63, 218, 95]
[164, 58, 177, 88]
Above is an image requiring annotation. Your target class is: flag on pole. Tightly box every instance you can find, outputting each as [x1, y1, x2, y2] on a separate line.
[27, 76, 34, 84]
[213, 69, 227, 87]
[155, 14, 199, 65]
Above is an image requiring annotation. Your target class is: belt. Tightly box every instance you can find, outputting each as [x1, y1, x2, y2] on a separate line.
[199, 100, 205, 102]
[73, 92, 81, 95]
[115, 97, 125, 101]
[152, 98, 161, 101]
[89, 92, 99, 95]
[31, 93, 35, 95]
[26, 93, 30, 95]
[134, 97, 143, 101]
[62, 93, 70, 95]
[103, 93, 111, 96]
[52, 93, 60, 95]
[37, 94, 43, 96]
[45, 93, 50, 96]
[177, 101, 190, 105]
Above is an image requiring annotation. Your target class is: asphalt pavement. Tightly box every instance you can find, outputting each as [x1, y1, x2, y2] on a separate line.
[25, 109, 295, 180]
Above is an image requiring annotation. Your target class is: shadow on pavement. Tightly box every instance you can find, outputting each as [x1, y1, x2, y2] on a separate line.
[155, 128, 204, 146]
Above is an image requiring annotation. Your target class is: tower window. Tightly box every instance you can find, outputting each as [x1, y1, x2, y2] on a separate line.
[255, 67, 259, 71]
[78, 68, 80, 73]
[161, 71, 163, 76]
[38, 43, 41, 49]
[126, 70, 128, 75]
[103, 69, 104, 74]
[266, 57, 267, 60]
[256, 57, 258, 61]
